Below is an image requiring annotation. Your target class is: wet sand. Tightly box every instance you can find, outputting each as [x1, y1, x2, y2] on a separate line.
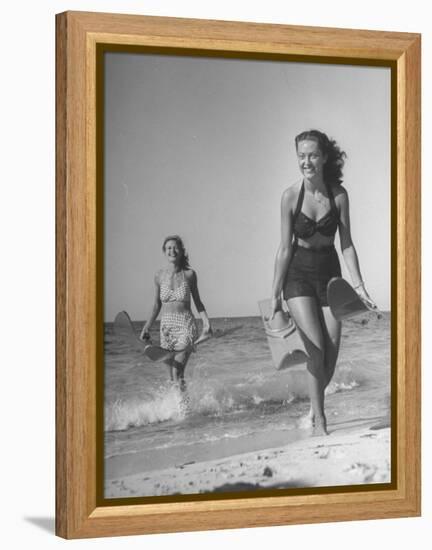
[105, 419, 391, 498]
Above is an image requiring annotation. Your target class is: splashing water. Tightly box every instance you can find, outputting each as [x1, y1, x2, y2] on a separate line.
[104, 314, 391, 467]
[105, 384, 186, 431]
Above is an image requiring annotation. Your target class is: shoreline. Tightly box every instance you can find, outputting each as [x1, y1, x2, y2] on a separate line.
[104, 312, 391, 329]
[105, 419, 391, 498]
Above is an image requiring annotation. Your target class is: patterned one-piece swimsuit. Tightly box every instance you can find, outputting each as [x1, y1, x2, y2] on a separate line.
[159, 271, 198, 352]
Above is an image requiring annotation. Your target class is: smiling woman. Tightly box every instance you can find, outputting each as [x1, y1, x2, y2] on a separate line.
[297, 139, 328, 180]
[270, 129, 376, 435]
[139, 235, 213, 391]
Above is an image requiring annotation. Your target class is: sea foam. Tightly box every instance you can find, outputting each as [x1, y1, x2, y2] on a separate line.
[105, 385, 186, 431]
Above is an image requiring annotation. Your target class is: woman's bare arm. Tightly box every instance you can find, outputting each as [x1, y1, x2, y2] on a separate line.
[337, 187, 376, 307]
[140, 273, 162, 339]
[270, 187, 296, 317]
[188, 270, 212, 333]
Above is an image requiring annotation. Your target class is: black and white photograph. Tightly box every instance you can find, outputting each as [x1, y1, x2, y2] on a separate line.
[102, 51, 392, 500]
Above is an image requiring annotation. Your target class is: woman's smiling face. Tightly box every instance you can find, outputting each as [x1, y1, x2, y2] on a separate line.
[164, 239, 182, 264]
[296, 139, 327, 180]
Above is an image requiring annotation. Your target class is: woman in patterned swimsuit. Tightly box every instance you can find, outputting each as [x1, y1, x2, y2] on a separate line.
[140, 235, 212, 391]
[270, 130, 376, 435]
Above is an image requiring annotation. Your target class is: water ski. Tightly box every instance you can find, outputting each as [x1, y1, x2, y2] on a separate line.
[114, 311, 212, 362]
[113, 311, 173, 362]
[327, 277, 380, 322]
[258, 299, 307, 370]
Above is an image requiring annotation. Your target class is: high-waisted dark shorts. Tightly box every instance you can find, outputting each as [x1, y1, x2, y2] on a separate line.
[283, 244, 341, 307]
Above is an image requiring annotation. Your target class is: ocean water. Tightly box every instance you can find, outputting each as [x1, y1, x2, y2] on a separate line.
[104, 313, 391, 485]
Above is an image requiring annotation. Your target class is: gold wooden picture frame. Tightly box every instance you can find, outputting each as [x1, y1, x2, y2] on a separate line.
[56, 11, 421, 539]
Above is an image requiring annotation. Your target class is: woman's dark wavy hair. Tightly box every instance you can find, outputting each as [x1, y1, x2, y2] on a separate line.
[162, 235, 190, 270]
[295, 129, 347, 186]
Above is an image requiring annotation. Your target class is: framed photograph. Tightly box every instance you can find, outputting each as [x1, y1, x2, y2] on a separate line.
[56, 11, 421, 539]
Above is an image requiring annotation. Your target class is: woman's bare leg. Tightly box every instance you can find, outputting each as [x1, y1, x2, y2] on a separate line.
[162, 348, 192, 392]
[301, 307, 341, 425]
[163, 355, 175, 381]
[321, 306, 342, 388]
[287, 297, 328, 435]
[172, 350, 191, 392]
[295, 307, 341, 422]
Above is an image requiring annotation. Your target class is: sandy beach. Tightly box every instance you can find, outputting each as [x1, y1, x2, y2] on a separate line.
[104, 314, 391, 499]
[105, 420, 391, 498]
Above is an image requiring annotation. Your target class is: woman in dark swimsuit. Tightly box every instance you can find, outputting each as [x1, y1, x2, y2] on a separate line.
[270, 130, 376, 435]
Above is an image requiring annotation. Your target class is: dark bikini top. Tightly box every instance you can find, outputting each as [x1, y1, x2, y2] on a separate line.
[293, 181, 339, 240]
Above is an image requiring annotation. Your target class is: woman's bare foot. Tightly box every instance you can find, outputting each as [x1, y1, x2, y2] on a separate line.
[312, 415, 329, 436]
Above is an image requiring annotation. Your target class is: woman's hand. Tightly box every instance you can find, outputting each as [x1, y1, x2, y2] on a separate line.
[355, 284, 378, 310]
[140, 327, 151, 341]
[202, 323, 213, 338]
[195, 325, 213, 345]
[269, 296, 282, 320]
[197, 310, 213, 340]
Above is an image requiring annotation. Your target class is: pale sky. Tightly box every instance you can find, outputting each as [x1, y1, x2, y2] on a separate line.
[104, 53, 391, 321]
